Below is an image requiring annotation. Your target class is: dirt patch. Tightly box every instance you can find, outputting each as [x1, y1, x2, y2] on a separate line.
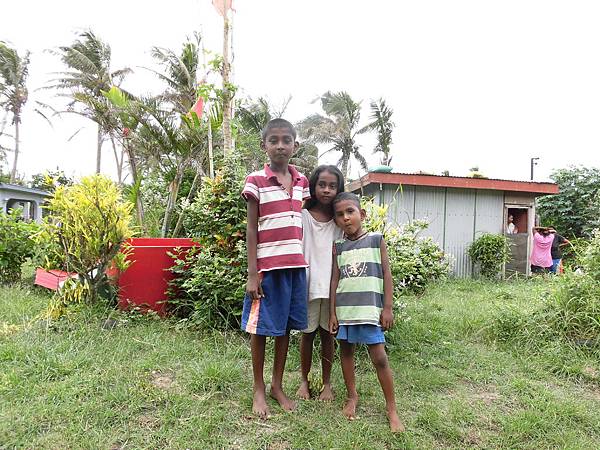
[138, 414, 160, 429]
[267, 441, 292, 450]
[582, 366, 599, 379]
[472, 390, 501, 406]
[150, 370, 175, 390]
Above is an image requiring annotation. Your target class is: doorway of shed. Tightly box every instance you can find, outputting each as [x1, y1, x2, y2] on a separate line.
[505, 207, 530, 275]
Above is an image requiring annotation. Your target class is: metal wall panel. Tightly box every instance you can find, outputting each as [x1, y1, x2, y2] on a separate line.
[474, 190, 504, 236]
[444, 188, 476, 277]
[384, 184, 414, 227]
[414, 186, 446, 243]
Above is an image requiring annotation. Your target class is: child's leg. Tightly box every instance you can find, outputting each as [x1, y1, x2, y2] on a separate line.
[250, 334, 269, 418]
[319, 326, 334, 401]
[367, 343, 404, 432]
[270, 333, 296, 411]
[339, 340, 358, 419]
[297, 331, 316, 399]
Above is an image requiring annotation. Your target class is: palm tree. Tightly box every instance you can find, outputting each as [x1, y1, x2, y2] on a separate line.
[0, 42, 29, 182]
[49, 31, 131, 174]
[298, 91, 368, 179]
[365, 98, 395, 166]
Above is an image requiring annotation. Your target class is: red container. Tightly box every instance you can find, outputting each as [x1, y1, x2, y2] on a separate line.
[117, 238, 198, 315]
[34, 268, 78, 290]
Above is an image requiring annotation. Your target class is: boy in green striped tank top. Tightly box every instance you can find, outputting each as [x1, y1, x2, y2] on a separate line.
[329, 192, 404, 433]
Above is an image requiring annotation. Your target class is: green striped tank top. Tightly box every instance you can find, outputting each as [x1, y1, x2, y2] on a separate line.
[334, 232, 384, 326]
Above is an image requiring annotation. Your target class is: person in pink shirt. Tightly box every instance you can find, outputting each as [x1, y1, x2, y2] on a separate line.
[530, 226, 554, 273]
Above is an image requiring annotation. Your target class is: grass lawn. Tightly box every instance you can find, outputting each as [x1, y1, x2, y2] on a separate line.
[1, 279, 599, 449]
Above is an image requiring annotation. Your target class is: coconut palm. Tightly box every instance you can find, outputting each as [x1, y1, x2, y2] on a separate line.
[0, 42, 29, 182]
[49, 31, 131, 174]
[365, 98, 395, 166]
[298, 91, 368, 179]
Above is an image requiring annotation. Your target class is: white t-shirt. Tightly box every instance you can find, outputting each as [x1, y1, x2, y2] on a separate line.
[302, 209, 343, 301]
[506, 223, 516, 234]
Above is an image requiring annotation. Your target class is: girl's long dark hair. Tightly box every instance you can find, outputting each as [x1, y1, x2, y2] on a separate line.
[304, 165, 345, 210]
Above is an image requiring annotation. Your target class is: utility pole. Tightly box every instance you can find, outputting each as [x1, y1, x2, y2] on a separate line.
[530, 157, 539, 181]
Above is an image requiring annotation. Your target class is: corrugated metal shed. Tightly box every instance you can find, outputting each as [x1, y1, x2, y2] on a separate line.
[350, 173, 556, 278]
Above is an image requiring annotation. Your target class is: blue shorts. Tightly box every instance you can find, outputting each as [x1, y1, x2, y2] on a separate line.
[551, 258, 561, 274]
[336, 324, 385, 345]
[241, 268, 307, 336]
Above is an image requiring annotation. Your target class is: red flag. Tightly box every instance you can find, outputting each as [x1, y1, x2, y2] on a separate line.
[212, 0, 234, 17]
[190, 96, 204, 119]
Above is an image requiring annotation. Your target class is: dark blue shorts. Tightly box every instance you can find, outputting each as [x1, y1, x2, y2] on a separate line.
[241, 268, 307, 336]
[336, 324, 385, 345]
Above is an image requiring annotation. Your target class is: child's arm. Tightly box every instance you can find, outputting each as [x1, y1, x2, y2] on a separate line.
[329, 245, 340, 335]
[380, 238, 394, 331]
[245, 197, 263, 299]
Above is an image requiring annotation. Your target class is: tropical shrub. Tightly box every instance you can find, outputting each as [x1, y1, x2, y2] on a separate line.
[537, 166, 600, 238]
[168, 156, 247, 329]
[43, 174, 134, 303]
[0, 209, 40, 283]
[468, 233, 511, 279]
[491, 230, 600, 347]
[363, 199, 450, 296]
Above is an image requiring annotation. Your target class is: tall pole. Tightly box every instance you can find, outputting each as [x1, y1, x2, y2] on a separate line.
[221, 10, 233, 156]
[530, 157, 539, 181]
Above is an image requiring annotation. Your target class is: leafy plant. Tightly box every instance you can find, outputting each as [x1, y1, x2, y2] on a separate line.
[0, 209, 40, 283]
[363, 198, 450, 296]
[537, 166, 600, 238]
[168, 156, 247, 329]
[468, 233, 511, 279]
[43, 174, 133, 303]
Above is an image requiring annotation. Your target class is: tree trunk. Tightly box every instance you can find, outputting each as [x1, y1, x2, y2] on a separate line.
[221, 14, 233, 156]
[171, 165, 204, 237]
[207, 105, 215, 178]
[341, 157, 349, 180]
[110, 135, 123, 184]
[96, 124, 102, 174]
[161, 164, 184, 237]
[9, 117, 20, 183]
[125, 142, 146, 233]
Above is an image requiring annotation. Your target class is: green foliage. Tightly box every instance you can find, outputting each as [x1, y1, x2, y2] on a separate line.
[362, 199, 450, 296]
[29, 168, 73, 193]
[0, 209, 39, 283]
[43, 174, 133, 303]
[537, 166, 600, 238]
[491, 230, 600, 347]
[168, 157, 247, 329]
[468, 233, 511, 279]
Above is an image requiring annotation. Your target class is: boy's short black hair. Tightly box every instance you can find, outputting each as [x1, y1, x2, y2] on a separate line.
[261, 118, 297, 140]
[333, 192, 361, 209]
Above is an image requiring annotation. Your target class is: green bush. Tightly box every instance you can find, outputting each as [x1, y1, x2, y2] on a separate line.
[468, 233, 511, 279]
[491, 230, 600, 347]
[363, 199, 450, 296]
[168, 157, 247, 330]
[43, 175, 134, 303]
[0, 209, 40, 283]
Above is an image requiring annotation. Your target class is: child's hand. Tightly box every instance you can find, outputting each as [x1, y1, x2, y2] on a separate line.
[380, 308, 394, 331]
[246, 274, 263, 300]
[329, 315, 338, 335]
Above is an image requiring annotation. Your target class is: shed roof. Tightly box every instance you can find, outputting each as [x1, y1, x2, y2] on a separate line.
[346, 172, 559, 195]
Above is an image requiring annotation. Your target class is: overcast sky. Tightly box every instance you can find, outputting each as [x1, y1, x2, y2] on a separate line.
[2, 0, 599, 182]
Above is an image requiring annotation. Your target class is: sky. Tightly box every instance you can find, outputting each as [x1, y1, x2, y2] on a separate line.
[1, 0, 600, 183]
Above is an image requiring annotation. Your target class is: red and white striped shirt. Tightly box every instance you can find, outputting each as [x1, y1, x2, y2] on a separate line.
[242, 164, 311, 272]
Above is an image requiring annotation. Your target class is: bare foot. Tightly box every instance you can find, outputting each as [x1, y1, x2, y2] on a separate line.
[296, 380, 310, 400]
[318, 383, 334, 401]
[270, 386, 297, 411]
[388, 410, 405, 433]
[342, 395, 359, 419]
[252, 388, 270, 419]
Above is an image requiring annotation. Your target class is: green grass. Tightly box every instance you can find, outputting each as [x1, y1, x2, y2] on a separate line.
[1, 279, 599, 449]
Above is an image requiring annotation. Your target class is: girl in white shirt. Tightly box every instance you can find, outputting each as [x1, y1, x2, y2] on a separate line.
[297, 165, 344, 401]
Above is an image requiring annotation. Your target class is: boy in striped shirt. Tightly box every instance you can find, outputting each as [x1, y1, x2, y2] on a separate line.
[241, 118, 310, 418]
[329, 192, 404, 432]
